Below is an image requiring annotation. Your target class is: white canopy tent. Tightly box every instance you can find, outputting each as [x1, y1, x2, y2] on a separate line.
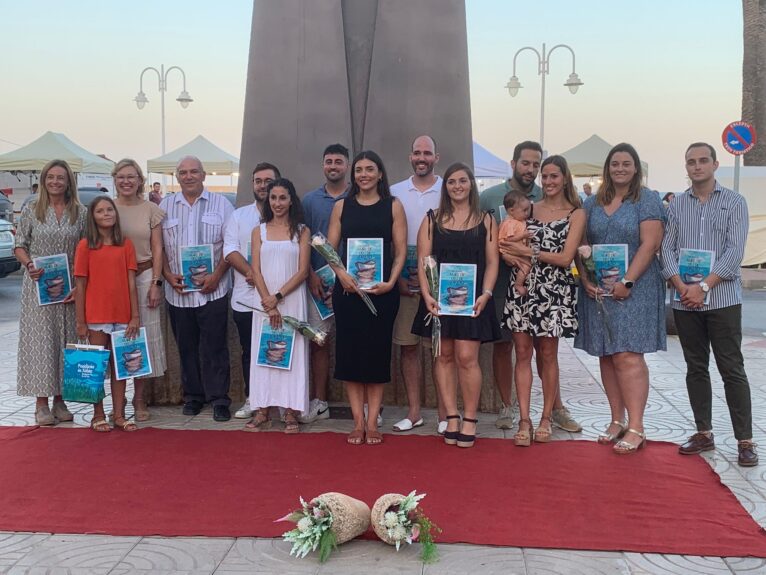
[473, 141, 510, 179]
[147, 135, 240, 175]
[0, 131, 114, 173]
[559, 134, 649, 179]
[716, 166, 766, 266]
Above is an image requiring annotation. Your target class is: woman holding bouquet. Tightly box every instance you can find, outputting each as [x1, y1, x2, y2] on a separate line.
[327, 150, 407, 445]
[502, 155, 585, 447]
[412, 162, 501, 448]
[574, 143, 665, 454]
[246, 179, 310, 433]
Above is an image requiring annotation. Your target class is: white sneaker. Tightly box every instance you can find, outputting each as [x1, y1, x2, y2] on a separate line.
[298, 399, 330, 424]
[363, 404, 384, 427]
[495, 403, 516, 430]
[234, 401, 253, 419]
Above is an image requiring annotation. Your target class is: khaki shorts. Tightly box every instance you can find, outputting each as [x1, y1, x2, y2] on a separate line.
[393, 292, 423, 346]
[307, 293, 336, 338]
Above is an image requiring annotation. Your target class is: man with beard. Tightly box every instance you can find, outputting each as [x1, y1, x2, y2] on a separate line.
[480, 141, 582, 434]
[224, 162, 281, 419]
[390, 135, 445, 433]
[299, 144, 350, 423]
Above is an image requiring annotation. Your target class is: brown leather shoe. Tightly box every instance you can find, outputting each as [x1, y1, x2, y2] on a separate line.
[678, 431, 715, 455]
[738, 440, 759, 467]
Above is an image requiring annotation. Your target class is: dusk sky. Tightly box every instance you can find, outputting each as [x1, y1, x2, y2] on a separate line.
[1, 1, 743, 192]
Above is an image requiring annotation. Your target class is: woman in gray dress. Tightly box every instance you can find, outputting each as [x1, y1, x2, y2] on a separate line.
[14, 159, 87, 425]
[574, 143, 666, 454]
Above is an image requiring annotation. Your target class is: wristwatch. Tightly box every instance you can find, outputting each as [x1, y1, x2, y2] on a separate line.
[275, 291, 284, 302]
[152, 279, 163, 287]
[620, 278, 634, 289]
[699, 281, 710, 293]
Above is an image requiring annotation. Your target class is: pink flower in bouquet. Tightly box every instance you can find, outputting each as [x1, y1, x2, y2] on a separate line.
[577, 245, 592, 259]
[410, 523, 421, 541]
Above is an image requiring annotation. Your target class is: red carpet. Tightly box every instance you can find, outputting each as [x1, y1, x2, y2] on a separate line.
[1, 426, 765, 557]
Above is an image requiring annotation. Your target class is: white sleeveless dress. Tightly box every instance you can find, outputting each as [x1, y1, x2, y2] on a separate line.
[249, 224, 309, 412]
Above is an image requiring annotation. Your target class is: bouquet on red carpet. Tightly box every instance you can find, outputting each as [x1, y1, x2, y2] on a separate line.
[278, 492, 370, 562]
[422, 255, 441, 358]
[371, 490, 440, 563]
[310, 232, 377, 316]
[577, 245, 614, 344]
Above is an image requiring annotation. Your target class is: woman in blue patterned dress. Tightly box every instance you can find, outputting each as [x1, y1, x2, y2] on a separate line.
[574, 143, 666, 454]
[502, 155, 585, 446]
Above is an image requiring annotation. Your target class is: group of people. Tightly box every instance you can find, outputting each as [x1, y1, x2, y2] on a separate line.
[13, 135, 757, 466]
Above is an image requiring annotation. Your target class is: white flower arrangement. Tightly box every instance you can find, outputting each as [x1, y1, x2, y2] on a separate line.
[377, 490, 439, 561]
[278, 497, 336, 562]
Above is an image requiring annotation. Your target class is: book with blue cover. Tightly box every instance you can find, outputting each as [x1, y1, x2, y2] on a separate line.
[438, 263, 476, 316]
[110, 327, 153, 380]
[179, 244, 214, 293]
[310, 264, 336, 320]
[34, 253, 72, 305]
[255, 318, 295, 370]
[400, 244, 420, 293]
[592, 244, 628, 295]
[347, 238, 383, 290]
[675, 248, 715, 305]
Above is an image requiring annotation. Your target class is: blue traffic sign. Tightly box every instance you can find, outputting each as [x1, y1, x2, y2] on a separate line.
[722, 121, 757, 155]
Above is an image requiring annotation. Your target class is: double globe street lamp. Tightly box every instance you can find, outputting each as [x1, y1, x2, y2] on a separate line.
[134, 65, 193, 155]
[505, 43, 583, 152]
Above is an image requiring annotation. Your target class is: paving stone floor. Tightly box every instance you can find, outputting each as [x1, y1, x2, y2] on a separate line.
[1, 312, 766, 574]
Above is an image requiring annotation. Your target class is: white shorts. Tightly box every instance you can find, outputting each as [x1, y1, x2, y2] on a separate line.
[88, 323, 128, 334]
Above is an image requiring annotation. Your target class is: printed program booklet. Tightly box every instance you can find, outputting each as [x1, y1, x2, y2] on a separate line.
[401, 245, 420, 293]
[179, 244, 214, 293]
[675, 248, 715, 305]
[310, 264, 335, 320]
[347, 238, 383, 290]
[592, 244, 629, 295]
[255, 317, 295, 370]
[438, 263, 477, 316]
[34, 253, 72, 305]
[110, 327, 153, 380]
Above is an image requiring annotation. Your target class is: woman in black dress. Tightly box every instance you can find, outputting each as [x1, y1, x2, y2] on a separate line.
[412, 162, 500, 448]
[327, 151, 407, 445]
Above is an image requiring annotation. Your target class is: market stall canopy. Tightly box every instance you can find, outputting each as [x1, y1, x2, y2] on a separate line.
[473, 141, 510, 178]
[559, 134, 649, 178]
[0, 131, 114, 173]
[147, 135, 240, 175]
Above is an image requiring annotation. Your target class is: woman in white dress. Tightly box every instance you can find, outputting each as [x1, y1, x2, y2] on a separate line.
[245, 179, 310, 433]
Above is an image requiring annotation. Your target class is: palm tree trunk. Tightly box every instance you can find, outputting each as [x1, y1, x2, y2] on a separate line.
[742, 0, 766, 165]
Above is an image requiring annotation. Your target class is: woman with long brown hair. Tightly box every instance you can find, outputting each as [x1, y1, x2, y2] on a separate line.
[14, 159, 87, 425]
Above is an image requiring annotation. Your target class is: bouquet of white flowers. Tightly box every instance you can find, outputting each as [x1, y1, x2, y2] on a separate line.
[236, 302, 327, 346]
[422, 256, 441, 358]
[371, 490, 440, 563]
[310, 232, 377, 316]
[278, 492, 371, 562]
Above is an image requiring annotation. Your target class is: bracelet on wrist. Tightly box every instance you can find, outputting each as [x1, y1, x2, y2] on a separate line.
[482, 289, 493, 298]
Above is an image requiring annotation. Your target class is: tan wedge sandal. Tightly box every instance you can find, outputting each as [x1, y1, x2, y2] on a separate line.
[514, 418, 534, 447]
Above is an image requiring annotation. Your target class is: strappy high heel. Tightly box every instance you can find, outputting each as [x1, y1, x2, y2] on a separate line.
[514, 418, 534, 447]
[457, 417, 478, 448]
[613, 428, 646, 454]
[597, 420, 626, 445]
[444, 414, 461, 446]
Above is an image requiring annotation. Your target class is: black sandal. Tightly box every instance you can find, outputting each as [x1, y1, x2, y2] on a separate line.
[457, 417, 478, 448]
[444, 414, 461, 445]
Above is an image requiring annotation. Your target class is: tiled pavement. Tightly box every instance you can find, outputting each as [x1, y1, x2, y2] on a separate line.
[1, 311, 766, 574]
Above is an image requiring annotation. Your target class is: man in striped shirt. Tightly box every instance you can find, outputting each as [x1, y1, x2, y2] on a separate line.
[661, 142, 757, 466]
[161, 156, 235, 422]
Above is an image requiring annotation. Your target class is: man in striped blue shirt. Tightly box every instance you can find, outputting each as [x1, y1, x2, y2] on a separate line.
[660, 142, 757, 466]
[161, 156, 235, 422]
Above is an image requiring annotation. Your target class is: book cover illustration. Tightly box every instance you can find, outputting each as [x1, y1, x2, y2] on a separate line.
[400, 245, 420, 293]
[179, 244, 214, 293]
[110, 327, 153, 380]
[255, 318, 295, 370]
[310, 264, 336, 320]
[592, 244, 629, 294]
[675, 248, 715, 305]
[438, 263, 476, 317]
[34, 253, 72, 305]
[347, 238, 383, 290]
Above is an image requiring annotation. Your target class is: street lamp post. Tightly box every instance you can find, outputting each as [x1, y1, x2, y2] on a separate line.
[134, 64, 193, 156]
[505, 43, 583, 152]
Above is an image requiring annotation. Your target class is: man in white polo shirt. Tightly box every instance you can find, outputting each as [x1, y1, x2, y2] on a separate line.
[223, 162, 281, 419]
[390, 135, 445, 433]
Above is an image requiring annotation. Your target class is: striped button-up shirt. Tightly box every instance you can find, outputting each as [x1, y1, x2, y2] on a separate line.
[660, 181, 749, 311]
[160, 189, 234, 308]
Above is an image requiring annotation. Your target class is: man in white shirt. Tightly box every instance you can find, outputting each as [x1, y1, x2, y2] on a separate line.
[161, 156, 235, 421]
[223, 162, 281, 419]
[390, 135, 445, 433]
